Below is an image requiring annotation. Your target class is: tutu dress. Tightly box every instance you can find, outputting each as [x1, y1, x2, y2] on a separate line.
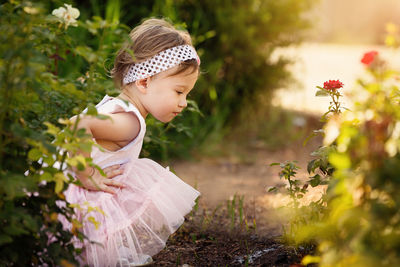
[62, 95, 201, 266]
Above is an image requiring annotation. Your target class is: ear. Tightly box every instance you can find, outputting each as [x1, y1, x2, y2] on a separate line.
[135, 77, 150, 93]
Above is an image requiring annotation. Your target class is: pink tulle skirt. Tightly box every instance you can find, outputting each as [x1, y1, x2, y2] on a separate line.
[62, 158, 200, 267]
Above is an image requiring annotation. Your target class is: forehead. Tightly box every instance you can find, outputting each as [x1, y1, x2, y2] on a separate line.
[156, 66, 199, 84]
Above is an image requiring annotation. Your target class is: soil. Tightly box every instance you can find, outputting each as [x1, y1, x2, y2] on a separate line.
[147, 112, 323, 266]
[149, 208, 316, 267]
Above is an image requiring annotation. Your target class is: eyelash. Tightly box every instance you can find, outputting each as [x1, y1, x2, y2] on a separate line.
[176, 91, 191, 97]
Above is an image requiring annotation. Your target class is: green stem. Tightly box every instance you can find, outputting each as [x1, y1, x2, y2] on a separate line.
[330, 93, 341, 114]
[59, 115, 81, 172]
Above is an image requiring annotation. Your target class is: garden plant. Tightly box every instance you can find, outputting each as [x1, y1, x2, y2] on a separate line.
[270, 24, 400, 266]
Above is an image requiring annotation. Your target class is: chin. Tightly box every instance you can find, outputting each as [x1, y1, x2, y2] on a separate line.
[154, 113, 175, 123]
[158, 117, 172, 123]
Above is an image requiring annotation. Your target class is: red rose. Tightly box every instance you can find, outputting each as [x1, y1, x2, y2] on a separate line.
[361, 51, 378, 65]
[323, 80, 344, 91]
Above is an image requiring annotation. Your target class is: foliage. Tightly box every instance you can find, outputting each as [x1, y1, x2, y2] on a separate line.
[300, 50, 400, 266]
[0, 1, 129, 264]
[268, 80, 344, 244]
[269, 161, 307, 209]
[268, 159, 326, 248]
[270, 35, 400, 265]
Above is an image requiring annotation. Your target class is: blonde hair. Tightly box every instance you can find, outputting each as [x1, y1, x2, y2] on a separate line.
[111, 18, 199, 89]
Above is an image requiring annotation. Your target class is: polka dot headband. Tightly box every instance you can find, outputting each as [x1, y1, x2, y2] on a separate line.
[123, 45, 200, 85]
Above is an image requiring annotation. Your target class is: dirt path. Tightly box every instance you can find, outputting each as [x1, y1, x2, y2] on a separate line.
[170, 134, 323, 235]
[171, 143, 315, 207]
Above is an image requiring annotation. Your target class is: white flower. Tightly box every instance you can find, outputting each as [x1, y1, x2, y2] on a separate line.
[52, 4, 80, 28]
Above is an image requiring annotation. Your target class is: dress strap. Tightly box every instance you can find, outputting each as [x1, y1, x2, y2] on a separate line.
[83, 95, 146, 138]
[112, 98, 145, 124]
[95, 94, 114, 108]
[107, 96, 147, 139]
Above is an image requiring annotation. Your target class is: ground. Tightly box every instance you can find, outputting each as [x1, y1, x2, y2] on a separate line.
[148, 111, 323, 266]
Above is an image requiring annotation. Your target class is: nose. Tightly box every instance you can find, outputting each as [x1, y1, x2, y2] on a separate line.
[178, 97, 187, 108]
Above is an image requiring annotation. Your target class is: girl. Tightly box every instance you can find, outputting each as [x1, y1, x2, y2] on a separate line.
[63, 18, 201, 266]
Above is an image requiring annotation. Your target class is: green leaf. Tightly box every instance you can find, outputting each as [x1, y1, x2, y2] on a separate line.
[86, 104, 98, 116]
[316, 89, 329, 97]
[54, 173, 67, 193]
[78, 142, 93, 153]
[28, 148, 42, 161]
[329, 152, 351, 169]
[43, 122, 61, 136]
[105, 0, 120, 26]
[307, 159, 316, 174]
[3, 224, 29, 236]
[0, 174, 36, 200]
[95, 114, 111, 120]
[302, 255, 321, 265]
[40, 172, 53, 182]
[43, 155, 55, 166]
[75, 46, 97, 63]
[309, 174, 322, 187]
[268, 186, 277, 192]
[209, 87, 217, 101]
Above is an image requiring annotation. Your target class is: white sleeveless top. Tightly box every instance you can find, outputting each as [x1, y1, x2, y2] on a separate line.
[82, 94, 146, 169]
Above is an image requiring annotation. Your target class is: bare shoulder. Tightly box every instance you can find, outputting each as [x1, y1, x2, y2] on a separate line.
[72, 112, 141, 142]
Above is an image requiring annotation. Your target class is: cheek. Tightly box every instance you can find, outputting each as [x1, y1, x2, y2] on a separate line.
[152, 92, 176, 111]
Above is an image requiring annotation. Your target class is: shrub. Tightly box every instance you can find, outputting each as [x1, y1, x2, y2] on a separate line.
[0, 1, 128, 264]
[270, 42, 400, 265]
[301, 50, 400, 266]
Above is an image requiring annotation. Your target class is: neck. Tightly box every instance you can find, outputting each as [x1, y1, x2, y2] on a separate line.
[118, 89, 148, 118]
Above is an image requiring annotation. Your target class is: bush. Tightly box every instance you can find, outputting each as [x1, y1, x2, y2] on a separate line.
[270, 39, 400, 265]
[301, 50, 400, 266]
[0, 1, 129, 264]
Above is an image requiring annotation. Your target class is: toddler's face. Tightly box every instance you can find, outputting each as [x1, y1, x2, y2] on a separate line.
[143, 66, 198, 123]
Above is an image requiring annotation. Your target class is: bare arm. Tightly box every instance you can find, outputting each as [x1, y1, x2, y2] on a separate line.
[69, 112, 140, 193]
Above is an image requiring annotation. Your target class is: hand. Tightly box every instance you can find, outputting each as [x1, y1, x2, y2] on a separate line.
[78, 164, 126, 194]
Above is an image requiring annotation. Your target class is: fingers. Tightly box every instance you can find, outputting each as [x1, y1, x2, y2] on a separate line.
[103, 164, 121, 172]
[103, 164, 124, 178]
[99, 184, 116, 195]
[106, 169, 124, 179]
[103, 179, 126, 189]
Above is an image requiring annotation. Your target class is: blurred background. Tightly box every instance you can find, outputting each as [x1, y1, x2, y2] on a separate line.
[308, 0, 400, 44]
[273, 0, 400, 115]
